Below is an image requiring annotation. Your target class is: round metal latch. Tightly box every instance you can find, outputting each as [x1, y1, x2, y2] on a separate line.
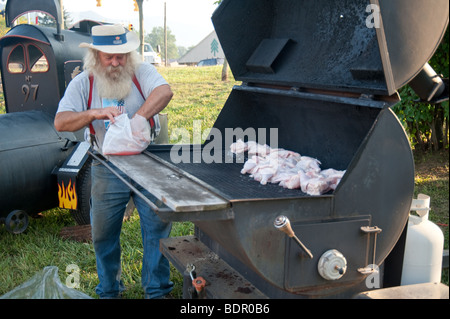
[317, 249, 347, 281]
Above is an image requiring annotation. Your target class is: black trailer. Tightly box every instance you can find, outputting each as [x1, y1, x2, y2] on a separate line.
[0, 0, 96, 233]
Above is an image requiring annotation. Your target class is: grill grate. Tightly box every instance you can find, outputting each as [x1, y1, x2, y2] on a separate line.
[153, 150, 316, 201]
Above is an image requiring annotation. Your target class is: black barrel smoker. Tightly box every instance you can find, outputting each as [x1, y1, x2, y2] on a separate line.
[103, 0, 449, 298]
[0, 0, 93, 233]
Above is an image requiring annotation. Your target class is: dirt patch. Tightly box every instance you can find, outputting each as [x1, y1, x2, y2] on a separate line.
[414, 150, 449, 179]
[60, 224, 92, 242]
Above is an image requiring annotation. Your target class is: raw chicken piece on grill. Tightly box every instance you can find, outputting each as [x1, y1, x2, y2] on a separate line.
[271, 168, 296, 184]
[230, 139, 248, 154]
[229, 140, 346, 196]
[320, 168, 346, 190]
[296, 156, 321, 173]
[240, 155, 260, 174]
[251, 164, 277, 185]
[268, 149, 301, 160]
[299, 170, 330, 195]
[247, 141, 271, 156]
[279, 173, 301, 189]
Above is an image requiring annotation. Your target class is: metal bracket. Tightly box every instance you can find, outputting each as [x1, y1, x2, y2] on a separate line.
[360, 226, 382, 234]
[358, 226, 382, 275]
[357, 266, 379, 275]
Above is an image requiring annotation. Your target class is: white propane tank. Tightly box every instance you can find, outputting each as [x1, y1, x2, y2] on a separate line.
[401, 194, 444, 286]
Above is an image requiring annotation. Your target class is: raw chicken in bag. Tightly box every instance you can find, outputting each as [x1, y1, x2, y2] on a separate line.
[102, 114, 151, 156]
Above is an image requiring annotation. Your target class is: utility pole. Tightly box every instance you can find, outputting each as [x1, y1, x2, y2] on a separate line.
[164, 2, 167, 67]
[59, 0, 64, 29]
[136, 0, 144, 61]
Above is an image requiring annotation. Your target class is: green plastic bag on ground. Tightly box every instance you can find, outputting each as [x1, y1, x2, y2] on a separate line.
[0, 266, 92, 299]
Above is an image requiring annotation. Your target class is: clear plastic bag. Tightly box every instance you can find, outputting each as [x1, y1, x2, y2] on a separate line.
[102, 113, 151, 156]
[0, 266, 92, 299]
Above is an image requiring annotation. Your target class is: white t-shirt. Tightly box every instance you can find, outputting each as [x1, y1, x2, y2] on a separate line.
[57, 62, 168, 152]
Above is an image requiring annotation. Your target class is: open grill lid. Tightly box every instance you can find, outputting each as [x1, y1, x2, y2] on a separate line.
[212, 0, 449, 96]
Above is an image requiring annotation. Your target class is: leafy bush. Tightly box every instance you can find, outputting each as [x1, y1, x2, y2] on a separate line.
[393, 27, 449, 151]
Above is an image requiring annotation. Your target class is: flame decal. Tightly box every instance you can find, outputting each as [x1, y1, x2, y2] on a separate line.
[58, 180, 78, 210]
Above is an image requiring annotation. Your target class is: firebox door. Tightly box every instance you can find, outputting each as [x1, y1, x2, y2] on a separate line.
[284, 217, 371, 293]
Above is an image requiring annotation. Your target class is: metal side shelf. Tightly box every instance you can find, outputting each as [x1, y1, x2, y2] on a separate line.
[90, 151, 233, 222]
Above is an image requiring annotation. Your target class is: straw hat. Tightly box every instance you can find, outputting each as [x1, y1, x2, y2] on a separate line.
[79, 24, 140, 54]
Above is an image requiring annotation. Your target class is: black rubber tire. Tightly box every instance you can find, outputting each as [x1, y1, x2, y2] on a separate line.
[70, 157, 92, 225]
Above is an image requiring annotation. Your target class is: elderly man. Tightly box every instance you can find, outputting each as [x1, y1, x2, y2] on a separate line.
[54, 24, 173, 299]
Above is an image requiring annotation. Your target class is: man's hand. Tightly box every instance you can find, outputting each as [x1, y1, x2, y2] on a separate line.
[96, 106, 122, 123]
[54, 107, 122, 132]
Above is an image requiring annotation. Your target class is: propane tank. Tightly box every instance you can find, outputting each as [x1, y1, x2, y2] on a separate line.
[401, 194, 444, 285]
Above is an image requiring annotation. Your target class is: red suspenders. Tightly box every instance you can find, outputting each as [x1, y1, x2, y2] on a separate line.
[131, 76, 155, 129]
[87, 74, 155, 147]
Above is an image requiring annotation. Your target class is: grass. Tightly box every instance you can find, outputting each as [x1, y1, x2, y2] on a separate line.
[0, 66, 448, 298]
[0, 209, 194, 299]
[157, 66, 239, 142]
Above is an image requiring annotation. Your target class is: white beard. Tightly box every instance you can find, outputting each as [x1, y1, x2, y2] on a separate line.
[84, 50, 141, 100]
[94, 65, 133, 100]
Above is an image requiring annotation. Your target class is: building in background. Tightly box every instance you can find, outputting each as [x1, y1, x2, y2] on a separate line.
[178, 30, 224, 66]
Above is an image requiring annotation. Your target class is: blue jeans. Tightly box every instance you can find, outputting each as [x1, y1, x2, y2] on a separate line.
[90, 159, 173, 298]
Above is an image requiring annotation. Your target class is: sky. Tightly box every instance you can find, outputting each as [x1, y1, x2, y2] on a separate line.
[62, 0, 219, 48]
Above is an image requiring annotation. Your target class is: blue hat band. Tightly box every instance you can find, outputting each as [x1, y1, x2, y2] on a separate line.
[92, 33, 127, 46]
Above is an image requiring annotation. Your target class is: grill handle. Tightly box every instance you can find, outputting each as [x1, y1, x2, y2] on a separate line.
[274, 215, 313, 259]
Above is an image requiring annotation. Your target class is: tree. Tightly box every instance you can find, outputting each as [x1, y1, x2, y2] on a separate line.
[145, 26, 178, 61]
[214, 0, 228, 81]
[0, 8, 72, 31]
[37, 9, 73, 29]
[177, 46, 188, 58]
[393, 27, 449, 151]
[0, 13, 9, 38]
